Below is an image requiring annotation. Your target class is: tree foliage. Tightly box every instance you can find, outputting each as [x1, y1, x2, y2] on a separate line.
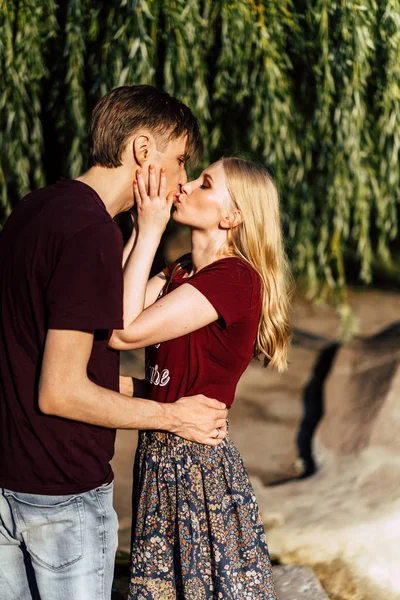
[0, 0, 399, 307]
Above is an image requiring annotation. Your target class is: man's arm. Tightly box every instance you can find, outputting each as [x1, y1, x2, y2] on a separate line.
[39, 329, 227, 445]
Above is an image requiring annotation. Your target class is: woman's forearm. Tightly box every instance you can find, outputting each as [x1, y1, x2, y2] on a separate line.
[112, 165, 172, 344]
[123, 232, 161, 327]
[122, 229, 137, 268]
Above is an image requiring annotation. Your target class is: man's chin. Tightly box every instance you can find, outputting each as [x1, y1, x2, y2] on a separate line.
[120, 201, 135, 214]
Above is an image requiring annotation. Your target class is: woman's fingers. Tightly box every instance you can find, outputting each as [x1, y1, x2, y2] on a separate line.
[159, 167, 167, 199]
[203, 435, 226, 446]
[136, 169, 148, 203]
[148, 164, 158, 199]
[215, 418, 228, 431]
[136, 166, 168, 204]
[166, 191, 176, 210]
[133, 179, 141, 208]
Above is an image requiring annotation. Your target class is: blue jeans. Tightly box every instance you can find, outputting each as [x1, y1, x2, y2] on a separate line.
[0, 482, 119, 600]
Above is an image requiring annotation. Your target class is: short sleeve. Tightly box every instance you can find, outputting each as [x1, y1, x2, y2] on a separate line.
[187, 258, 262, 327]
[46, 222, 123, 331]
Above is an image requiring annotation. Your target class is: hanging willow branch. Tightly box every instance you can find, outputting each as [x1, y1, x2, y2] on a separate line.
[161, 0, 210, 136]
[332, 1, 377, 287]
[246, 0, 303, 277]
[1, 0, 399, 316]
[298, 0, 377, 306]
[63, 0, 89, 177]
[89, 0, 159, 97]
[374, 1, 400, 263]
[0, 0, 56, 221]
[205, 0, 259, 154]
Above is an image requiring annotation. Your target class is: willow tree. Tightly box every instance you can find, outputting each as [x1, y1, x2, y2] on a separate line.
[0, 0, 399, 324]
[0, 0, 56, 217]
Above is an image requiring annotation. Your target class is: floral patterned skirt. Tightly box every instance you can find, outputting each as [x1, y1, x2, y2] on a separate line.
[128, 429, 277, 600]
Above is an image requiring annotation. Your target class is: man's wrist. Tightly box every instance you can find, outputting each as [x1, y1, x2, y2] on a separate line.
[158, 402, 180, 434]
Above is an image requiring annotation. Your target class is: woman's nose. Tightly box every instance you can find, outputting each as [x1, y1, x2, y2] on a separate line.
[181, 177, 198, 195]
[180, 182, 190, 195]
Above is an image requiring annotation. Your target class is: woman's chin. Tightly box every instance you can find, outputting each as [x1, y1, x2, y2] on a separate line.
[172, 211, 186, 225]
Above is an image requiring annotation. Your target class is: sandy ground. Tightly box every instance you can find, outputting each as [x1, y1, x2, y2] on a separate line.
[111, 287, 400, 555]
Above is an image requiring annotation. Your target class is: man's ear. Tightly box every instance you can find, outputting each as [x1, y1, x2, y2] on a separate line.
[219, 210, 243, 230]
[132, 133, 155, 166]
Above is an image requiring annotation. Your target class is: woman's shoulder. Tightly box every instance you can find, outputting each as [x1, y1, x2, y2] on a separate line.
[186, 256, 262, 326]
[210, 256, 261, 285]
[191, 256, 262, 299]
[165, 255, 262, 294]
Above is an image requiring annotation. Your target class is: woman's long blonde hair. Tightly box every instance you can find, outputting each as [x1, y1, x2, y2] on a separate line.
[221, 157, 292, 372]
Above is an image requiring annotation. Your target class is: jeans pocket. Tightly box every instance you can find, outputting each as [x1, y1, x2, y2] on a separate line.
[6, 492, 84, 571]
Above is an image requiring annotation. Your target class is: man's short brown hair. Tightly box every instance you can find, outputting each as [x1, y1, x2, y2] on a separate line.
[88, 85, 203, 168]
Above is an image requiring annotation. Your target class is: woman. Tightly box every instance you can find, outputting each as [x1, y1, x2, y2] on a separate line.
[110, 157, 291, 599]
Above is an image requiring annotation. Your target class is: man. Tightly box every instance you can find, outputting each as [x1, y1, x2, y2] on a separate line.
[0, 85, 228, 600]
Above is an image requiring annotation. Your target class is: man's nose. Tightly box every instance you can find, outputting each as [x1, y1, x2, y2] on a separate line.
[179, 166, 188, 188]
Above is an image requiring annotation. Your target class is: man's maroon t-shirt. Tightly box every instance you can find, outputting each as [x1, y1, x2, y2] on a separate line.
[145, 257, 262, 407]
[0, 179, 123, 495]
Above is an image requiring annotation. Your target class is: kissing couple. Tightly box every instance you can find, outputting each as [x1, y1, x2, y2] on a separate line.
[0, 85, 290, 599]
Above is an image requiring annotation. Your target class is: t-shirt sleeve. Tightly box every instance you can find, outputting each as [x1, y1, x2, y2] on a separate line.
[46, 222, 123, 331]
[187, 258, 262, 327]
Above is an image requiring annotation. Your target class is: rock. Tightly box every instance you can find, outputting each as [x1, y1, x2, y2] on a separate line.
[273, 565, 328, 599]
[254, 323, 400, 600]
[317, 322, 400, 454]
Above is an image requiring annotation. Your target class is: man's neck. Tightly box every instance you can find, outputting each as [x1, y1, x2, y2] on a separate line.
[76, 166, 133, 218]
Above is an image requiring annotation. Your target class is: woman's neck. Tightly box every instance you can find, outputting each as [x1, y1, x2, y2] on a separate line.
[189, 229, 230, 275]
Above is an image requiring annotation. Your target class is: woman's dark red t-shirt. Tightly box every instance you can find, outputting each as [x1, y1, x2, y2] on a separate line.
[145, 257, 262, 408]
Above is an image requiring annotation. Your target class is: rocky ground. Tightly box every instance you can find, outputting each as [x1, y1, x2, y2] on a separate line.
[111, 287, 400, 599]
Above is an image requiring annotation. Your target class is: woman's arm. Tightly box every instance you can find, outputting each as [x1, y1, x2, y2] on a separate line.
[122, 209, 168, 308]
[110, 165, 218, 351]
[122, 229, 136, 268]
[123, 165, 173, 326]
[109, 282, 219, 350]
[144, 272, 167, 308]
[124, 240, 166, 309]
